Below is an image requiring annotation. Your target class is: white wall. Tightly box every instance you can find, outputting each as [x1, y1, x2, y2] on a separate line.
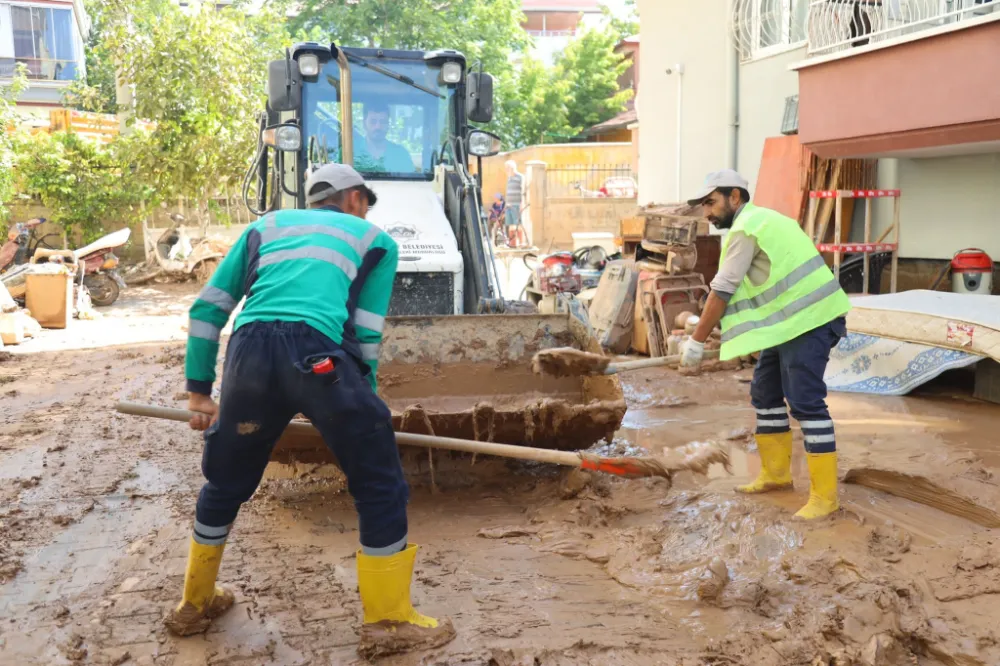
[736, 47, 806, 192]
[896, 153, 1000, 260]
[636, 0, 730, 205]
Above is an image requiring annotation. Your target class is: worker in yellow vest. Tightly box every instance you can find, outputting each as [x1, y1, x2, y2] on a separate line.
[681, 170, 851, 519]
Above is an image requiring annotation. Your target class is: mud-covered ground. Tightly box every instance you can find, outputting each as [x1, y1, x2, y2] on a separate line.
[2, 289, 1000, 665]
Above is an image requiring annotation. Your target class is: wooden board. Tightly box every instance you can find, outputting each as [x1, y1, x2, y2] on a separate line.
[753, 136, 810, 222]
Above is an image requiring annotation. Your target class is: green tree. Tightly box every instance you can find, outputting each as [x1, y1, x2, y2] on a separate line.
[290, 0, 527, 77]
[554, 27, 633, 133]
[0, 66, 28, 225]
[493, 56, 572, 148]
[83, 0, 287, 212]
[13, 131, 149, 243]
[602, 0, 639, 40]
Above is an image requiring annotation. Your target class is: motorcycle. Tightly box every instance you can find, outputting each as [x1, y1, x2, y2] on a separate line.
[0, 218, 59, 273]
[73, 228, 131, 307]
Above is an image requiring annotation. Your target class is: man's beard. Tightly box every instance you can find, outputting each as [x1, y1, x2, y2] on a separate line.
[369, 130, 387, 143]
[709, 207, 736, 229]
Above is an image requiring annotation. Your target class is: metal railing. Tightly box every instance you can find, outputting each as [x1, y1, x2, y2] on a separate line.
[807, 0, 999, 56]
[0, 57, 80, 81]
[546, 165, 638, 198]
[526, 29, 577, 37]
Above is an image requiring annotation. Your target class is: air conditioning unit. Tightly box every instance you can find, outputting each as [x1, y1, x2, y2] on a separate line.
[781, 95, 799, 135]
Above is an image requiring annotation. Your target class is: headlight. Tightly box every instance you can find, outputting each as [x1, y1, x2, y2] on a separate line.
[298, 53, 320, 77]
[441, 61, 463, 84]
[468, 130, 502, 157]
[263, 124, 302, 152]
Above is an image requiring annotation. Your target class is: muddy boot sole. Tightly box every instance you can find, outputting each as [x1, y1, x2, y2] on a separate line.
[164, 587, 235, 636]
[357, 617, 457, 659]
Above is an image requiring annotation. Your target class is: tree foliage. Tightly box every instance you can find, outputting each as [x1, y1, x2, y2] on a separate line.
[80, 0, 287, 208]
[289, 0, 528, 80]
[1, 66, 28, 224]
[555, 28, 633, 132]
[13, 131, 149, 243]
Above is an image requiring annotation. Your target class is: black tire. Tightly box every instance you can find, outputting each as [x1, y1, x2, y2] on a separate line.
[84, 273, 120, 307]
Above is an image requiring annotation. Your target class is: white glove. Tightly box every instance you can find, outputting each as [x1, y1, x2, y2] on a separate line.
[680, 338, 705, 368]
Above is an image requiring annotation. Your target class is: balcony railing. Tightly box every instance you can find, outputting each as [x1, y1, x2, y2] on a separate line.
[807, 0, 998, 56]
[525, 29, 577, 37]
[0, 57, 80, 82]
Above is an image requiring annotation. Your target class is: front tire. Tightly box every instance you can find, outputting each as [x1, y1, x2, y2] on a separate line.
[83, 273, 120, 307]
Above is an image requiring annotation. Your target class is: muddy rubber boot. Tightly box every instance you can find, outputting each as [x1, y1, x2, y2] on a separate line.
[356, 544, 456, 660]
[735, 432, 794, 494]
[794, 452, 840, 520]
[164, 539, 235, 636]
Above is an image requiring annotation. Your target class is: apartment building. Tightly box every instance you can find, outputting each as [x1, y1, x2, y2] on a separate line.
[0, 0, 89, 116]
[637, 0, 1000, 261]
[521, 0, 606, 65]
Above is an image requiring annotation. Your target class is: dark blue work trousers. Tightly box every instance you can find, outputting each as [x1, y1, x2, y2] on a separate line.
[749, 317, 846, 454]
[195, 321, 408, 550]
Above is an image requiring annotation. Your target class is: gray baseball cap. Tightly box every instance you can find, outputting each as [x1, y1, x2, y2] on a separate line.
[686, 169, 749, 206]
[305, 163, 378, 207]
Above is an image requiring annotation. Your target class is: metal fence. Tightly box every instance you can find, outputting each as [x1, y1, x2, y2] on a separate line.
[545, 165, 638, 198]
[807, 0, 999, 57]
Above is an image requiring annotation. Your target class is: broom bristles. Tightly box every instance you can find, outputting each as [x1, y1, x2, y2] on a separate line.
[531, 347, 612, 378]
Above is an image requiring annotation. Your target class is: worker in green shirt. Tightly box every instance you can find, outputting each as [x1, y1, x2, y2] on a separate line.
[166, 163, 455, 659]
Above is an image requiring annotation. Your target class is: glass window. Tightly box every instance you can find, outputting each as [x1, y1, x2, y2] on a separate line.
[302, 55, 457, 181]
[9, 5, 78, 81]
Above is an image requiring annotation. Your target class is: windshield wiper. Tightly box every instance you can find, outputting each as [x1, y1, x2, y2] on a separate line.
[345, 53, 444, 99]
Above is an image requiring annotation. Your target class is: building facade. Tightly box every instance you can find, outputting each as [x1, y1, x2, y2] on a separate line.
[0, 0, 89, 117]
[521, 0, 606, 65]
[636, 0, 1000, 262]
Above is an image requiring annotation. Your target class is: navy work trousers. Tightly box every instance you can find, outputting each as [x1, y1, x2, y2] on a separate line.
[194, 321, 408, 550]
[749, 317, 847, 454]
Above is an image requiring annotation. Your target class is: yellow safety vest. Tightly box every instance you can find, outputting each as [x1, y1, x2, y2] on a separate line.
[718, 203, 850, 360]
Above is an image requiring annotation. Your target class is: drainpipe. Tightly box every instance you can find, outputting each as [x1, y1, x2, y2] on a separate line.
[725, 0, 740, 171]
[667, 63, 685, 201]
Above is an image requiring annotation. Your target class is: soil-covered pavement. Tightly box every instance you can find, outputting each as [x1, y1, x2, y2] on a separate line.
[2, 286, 1000, 665]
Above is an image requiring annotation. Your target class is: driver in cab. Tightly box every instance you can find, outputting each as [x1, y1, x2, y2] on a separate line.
[355, 101, 416, 174]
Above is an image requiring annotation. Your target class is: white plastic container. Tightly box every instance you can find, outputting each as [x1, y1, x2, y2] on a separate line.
[572, 232, 618, 256]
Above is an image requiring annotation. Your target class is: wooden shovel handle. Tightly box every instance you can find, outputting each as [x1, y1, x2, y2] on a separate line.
[115, 402, 584, 469]
[606, 349, 720, 374]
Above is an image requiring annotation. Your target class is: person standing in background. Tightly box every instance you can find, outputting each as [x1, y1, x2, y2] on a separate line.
[504, 160, 524, 233]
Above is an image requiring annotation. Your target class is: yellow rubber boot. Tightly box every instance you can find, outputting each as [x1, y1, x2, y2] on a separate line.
[164, 539, 235, 636]
[735, 432, 794, 494]
[357, 544, 456, 659]
[794, 452, 840, 520]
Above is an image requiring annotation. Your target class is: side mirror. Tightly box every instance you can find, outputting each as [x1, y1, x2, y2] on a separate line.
[466, 72, 494, 124]
[268, 58, 302, 112]
[468, 130, 502, 157]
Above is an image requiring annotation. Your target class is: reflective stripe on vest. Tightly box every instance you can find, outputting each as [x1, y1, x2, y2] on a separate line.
[257, 210, 380, 282]
[717, 203, 850, 359]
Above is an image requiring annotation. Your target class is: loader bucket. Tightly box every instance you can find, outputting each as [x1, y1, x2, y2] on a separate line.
[270, 314, 627, 464]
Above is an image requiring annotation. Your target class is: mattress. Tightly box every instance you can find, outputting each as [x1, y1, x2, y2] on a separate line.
[847, 290, 1000, 362]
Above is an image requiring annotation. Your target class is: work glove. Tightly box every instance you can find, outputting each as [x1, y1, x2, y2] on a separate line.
[680, 338, 705, 368]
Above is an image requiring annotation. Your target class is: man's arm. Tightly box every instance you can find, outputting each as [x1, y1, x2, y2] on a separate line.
[354, 235, 399, 392]
[184, 228, 251, 397]
[691, 232, 757, 343]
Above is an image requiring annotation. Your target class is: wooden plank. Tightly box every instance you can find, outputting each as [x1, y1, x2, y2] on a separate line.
[753, 135, 810, 221]
[890, 196, 900, 293]
[863, 197, 872, 294]
[814, 160, 843, 245]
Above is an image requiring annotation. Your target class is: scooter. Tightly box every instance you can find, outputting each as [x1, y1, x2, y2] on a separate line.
[73, 228, 131, 307]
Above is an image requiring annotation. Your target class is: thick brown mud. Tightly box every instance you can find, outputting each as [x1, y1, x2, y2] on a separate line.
[2, 339, 1000, 665]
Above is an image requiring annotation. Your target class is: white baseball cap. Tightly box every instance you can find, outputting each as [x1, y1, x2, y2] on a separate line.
[305, 163, 378, 206]
[686, 169, 749, 206]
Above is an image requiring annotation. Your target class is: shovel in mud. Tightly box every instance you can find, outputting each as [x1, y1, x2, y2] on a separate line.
[116, 402, 729, 482]
[531, 347, 721, 378]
